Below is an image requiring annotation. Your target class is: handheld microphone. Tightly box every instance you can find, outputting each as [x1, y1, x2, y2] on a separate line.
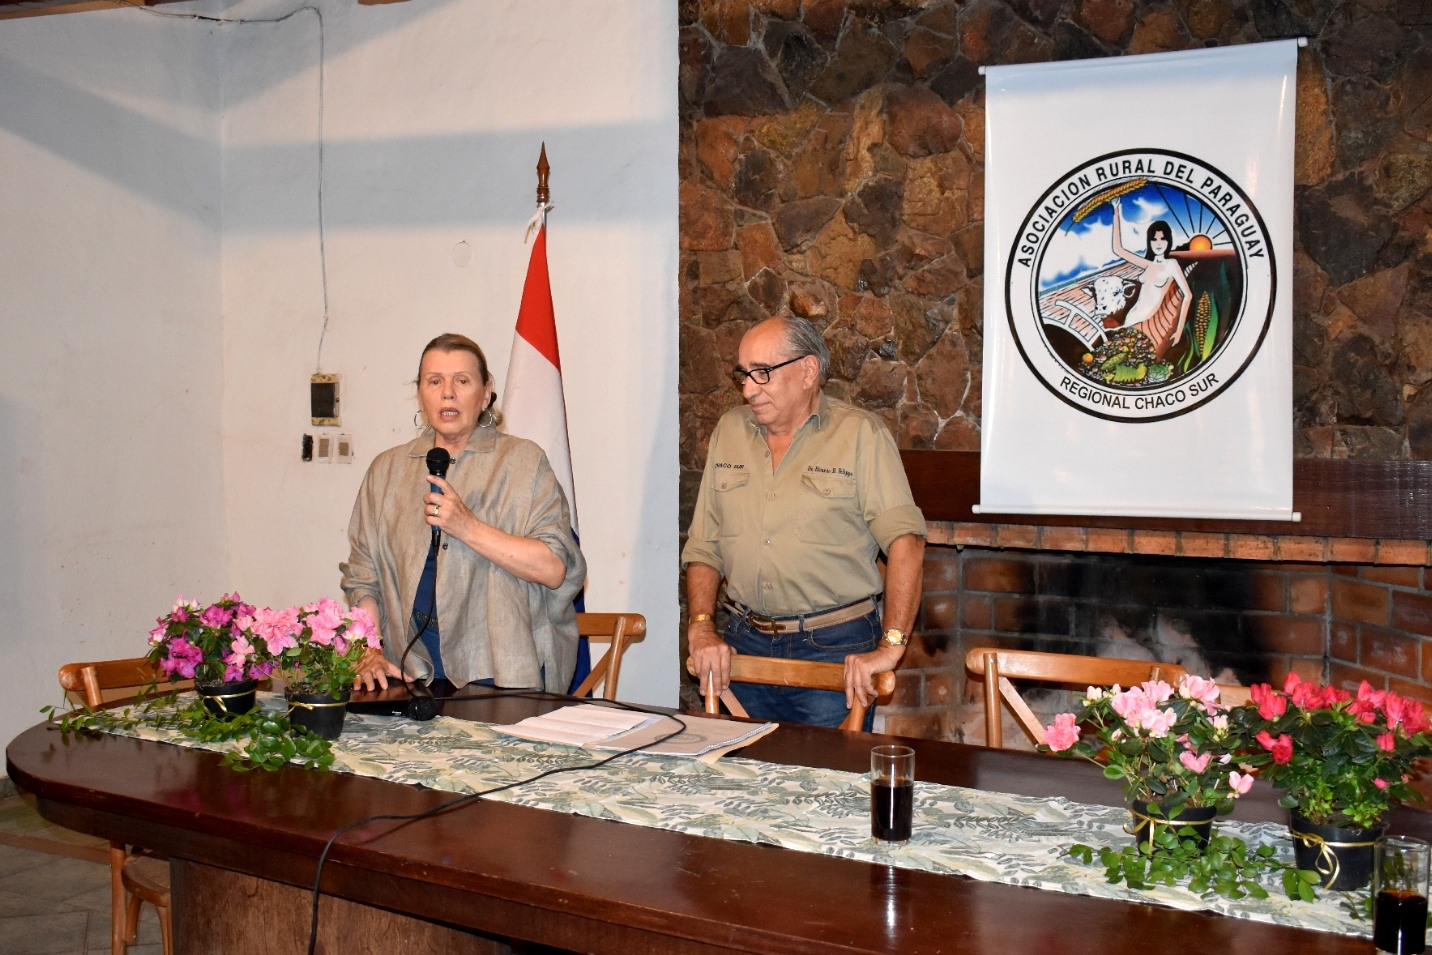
[425, 447, 451, 549]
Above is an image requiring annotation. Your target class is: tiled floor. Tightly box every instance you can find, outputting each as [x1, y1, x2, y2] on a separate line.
[0, 793, 164, 955]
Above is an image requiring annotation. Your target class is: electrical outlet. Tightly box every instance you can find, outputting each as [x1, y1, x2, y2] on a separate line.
[315, 434, 333, 463]
[334, 433, 353, 463]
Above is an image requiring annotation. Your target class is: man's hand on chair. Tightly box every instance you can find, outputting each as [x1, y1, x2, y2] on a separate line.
[689, 620, 733, 695]
[844, 643, 903, 709]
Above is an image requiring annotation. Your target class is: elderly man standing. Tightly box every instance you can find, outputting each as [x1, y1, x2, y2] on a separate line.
[683, 316, 927, 728]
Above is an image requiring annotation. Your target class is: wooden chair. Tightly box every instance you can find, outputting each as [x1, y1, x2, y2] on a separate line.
[57, 658, 174, 955]
[685, 655, 897, 731]
[965, 648, 1189, 749]
[571, 613, 645, 700]
[1216, 683, 1253, 707]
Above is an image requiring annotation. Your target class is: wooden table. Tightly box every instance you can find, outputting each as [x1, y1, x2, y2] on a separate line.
[7, 690, 1426, 954]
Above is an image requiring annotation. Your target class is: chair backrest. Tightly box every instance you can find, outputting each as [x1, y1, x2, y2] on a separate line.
[571, 613, 646, 701]
[685, 655, 897, 732]
[58, 657, 173, 708]
[965, 648, 1189, 749]
[1216, 683, 1253, 707]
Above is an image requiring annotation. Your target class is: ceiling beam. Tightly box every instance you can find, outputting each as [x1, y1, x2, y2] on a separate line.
[0, 0, 189, 20]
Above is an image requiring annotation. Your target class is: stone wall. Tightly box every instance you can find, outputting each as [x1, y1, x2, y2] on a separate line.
[676, 0, 1432, 712]
[679, 0, 1432, 481]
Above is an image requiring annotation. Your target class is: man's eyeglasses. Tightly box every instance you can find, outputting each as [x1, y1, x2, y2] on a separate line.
[729, 355, 804, 387]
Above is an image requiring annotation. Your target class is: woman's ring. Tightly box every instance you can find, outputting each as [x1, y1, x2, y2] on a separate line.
[432, 504, 440, 516]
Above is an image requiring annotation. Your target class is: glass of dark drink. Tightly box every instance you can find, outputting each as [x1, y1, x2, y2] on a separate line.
[1375, 836, 1430, 955]
[871, 745, 915, 845]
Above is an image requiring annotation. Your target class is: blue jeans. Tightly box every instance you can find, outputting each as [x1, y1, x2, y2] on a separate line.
[726, 607, 881, 730]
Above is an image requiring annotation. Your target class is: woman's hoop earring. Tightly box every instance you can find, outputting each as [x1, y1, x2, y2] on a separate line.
[413, 411, 423, 428]
[478, 409, 496, 429]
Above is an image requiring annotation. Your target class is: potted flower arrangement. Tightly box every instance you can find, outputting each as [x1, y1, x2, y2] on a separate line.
[1042, 675, 1256, 850]
[52, 593, 375, 772]
[147, 593, 274, 719]
[1229, 673, 1432, 890]
[260, 598, 379, 740]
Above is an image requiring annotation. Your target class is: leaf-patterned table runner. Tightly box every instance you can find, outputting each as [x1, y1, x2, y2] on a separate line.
[108, 698, 1367, 937]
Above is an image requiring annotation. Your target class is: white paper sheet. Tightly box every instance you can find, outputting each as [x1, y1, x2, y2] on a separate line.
[495, 704, 776, 758]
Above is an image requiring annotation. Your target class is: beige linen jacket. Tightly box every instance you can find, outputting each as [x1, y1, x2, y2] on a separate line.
[339, 426, 585, 691]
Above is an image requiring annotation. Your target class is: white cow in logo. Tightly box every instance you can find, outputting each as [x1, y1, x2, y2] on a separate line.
[1090, 275, 1137, 321]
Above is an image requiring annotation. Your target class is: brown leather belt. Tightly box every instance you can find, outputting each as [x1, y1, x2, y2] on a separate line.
[722, 597, 877, 635]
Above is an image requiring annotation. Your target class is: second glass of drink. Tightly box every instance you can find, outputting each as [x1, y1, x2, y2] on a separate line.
[1375, 836, 1431, 955]
[871, 745, 915, 845]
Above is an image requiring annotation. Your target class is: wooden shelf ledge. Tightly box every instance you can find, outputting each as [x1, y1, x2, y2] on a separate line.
[903, 450, 1432, 548]
[926, 521, 1430, 566]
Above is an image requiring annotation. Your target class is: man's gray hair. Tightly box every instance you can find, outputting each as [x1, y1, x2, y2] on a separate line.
[778, 316, 830, 382]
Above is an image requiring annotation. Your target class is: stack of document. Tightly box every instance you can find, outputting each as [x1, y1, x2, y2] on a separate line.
[495, 704, 775, 759]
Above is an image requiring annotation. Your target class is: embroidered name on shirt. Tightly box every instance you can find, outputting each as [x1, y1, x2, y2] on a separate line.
[806, 465, 853, 477]
[713, 462, 746, 470]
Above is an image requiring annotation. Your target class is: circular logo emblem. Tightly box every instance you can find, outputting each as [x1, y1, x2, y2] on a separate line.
[1005, 149, 1275, 422]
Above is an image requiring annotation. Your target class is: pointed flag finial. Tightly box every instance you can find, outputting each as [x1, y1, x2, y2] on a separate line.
[536, 143, 550, 207]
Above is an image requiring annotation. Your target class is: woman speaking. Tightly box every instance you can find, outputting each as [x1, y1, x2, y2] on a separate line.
[341, 333, 586, 692]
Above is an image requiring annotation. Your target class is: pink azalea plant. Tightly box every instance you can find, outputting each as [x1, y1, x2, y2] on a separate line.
[148, 594, 378, 698]
[1041, 675, 1255, 816]
[148, 593, 275, 686]
[1229, 673, 1432, 829]
[268, 597, 380, 698]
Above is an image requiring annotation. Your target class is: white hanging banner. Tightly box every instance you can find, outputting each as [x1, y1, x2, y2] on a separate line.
[979, 41, 1297, 521]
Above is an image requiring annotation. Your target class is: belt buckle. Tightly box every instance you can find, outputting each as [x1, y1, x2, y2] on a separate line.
[746, 611, 780, 634]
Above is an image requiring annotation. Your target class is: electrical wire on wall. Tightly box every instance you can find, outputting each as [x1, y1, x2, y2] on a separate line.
[111, 0, 331, 374]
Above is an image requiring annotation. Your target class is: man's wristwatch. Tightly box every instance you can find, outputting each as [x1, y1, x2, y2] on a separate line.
[690, 613, 714, 624]
[881, 628, 909, 647]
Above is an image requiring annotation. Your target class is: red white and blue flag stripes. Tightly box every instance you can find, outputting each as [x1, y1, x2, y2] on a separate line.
[502, 217, 590, 691]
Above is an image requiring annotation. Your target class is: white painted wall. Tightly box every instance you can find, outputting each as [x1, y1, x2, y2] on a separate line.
[218, 0, 680, 706]
[0, 11, 226, 748]
[0, 0, 679, 751]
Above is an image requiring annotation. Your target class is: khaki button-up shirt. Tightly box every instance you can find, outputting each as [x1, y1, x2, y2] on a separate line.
[339, 426, 585, 691]
[681, 395, 926, 616]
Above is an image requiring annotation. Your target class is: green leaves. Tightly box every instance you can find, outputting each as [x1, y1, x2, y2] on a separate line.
[181, 706, 335, 772]
[218, 716, 334, 772]
[1065, 830, 1321, 904]
[1281, 867, 1320, 903]
[44, 694, 333, 773]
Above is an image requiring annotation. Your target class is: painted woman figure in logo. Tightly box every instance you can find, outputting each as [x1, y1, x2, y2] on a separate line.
[1110, 197, 1192, 360]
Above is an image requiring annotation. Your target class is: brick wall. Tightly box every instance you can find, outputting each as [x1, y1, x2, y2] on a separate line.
[882, 546, 1432, 746]
[1330, 566, 1432, 702]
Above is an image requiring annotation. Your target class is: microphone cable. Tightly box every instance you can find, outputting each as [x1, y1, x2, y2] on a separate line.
[303, 692, 690, 955]
[390, 539, 441, 722]
[387, 446, 453, 721]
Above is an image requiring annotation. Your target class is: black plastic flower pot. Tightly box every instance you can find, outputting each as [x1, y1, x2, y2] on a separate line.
[1290, 811, 1385, 891]
[196, 679, 258, 721]
[286, 690, 351, 740]
[1129, 800, 1219, 852]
